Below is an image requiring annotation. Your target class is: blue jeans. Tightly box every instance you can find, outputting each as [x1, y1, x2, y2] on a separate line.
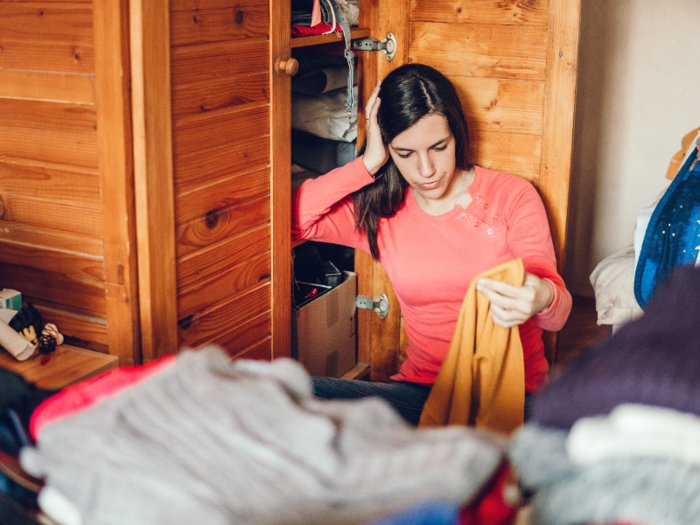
[312, 377, 535, 427]
[312, 377, 432, 426]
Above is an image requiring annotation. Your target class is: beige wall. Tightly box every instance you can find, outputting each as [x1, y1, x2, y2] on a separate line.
[565, 0, 700, 296]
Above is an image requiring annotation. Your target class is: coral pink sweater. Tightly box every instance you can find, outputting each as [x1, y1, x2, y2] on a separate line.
[292, 157, 572, 392]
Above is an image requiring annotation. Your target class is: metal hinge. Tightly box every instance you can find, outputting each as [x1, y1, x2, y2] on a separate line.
[356, 293, 390, 319]
[352, 33, 397, 62]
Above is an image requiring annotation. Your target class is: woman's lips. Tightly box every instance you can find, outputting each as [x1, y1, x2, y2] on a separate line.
[419, 180, 440, 189]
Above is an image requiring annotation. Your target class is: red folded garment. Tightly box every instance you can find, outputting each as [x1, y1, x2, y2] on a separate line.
[30, 356, 176, 440]
[459, 462, 519, 525]
[291, 23, 342, 37]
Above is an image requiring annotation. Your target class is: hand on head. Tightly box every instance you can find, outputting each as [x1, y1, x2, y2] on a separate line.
[475, 272, 555, 328]
[362, 81, 390, 176]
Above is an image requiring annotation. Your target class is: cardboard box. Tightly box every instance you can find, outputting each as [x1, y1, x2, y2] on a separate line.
[292, 271, 357, 378]
[0, 289, 22, 310]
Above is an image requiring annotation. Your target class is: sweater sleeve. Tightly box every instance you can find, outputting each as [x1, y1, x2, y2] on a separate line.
[504, 181, 572, 332]
[291, 156, 374, 251]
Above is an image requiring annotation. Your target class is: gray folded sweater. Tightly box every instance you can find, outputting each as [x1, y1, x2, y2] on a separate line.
[509, 423, 700, 525]
[22, 346, 504, 525]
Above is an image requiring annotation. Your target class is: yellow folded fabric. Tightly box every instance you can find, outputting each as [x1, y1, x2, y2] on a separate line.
[418, 258, 525, 435]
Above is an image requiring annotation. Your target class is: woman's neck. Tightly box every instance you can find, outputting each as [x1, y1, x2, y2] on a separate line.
[414, 167, 475, 216]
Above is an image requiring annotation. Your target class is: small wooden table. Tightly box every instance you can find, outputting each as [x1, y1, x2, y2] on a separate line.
[0, 344, 118, 390]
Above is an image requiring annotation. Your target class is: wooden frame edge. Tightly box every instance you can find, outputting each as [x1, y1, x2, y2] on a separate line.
[130, 0, 179, 361]
[93, 0, 141, 365]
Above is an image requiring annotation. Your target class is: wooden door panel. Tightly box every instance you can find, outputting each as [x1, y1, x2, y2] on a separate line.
[453, 78, 545, 135]
[214, 312, 271, 357]
[0, 193, 101, 237]
[170, 40, 268, 85]
[469, 130, 543, 182]
[0, 221, 102, 257]
[178, 254, 271, 320]
[177, 228, 270, 294]
[170, 1, 269, 47]
[175, 200, 269, 257]
[173, 137, 270, 195]
[409, 22, 548, 81]
[0, 263, 106, 316]
[409, 0, 550, 26]
[171, 72, 269, 119]
[178, 283, 270, 348]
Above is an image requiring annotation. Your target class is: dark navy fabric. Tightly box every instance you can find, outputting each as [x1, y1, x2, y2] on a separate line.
[533, 264, 700, 430]
[635, 143, 700, 308]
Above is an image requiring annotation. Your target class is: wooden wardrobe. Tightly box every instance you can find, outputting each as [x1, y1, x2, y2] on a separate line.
[0, 0, 580, 379]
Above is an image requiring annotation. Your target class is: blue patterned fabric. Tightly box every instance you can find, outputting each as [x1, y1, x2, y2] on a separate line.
[635, 144, 700, 309]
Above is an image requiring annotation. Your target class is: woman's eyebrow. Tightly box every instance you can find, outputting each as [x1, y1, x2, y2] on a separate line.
[391, 136, 451, 152]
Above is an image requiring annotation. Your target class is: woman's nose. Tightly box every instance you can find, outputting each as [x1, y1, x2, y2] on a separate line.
[417, 153, 435, 178]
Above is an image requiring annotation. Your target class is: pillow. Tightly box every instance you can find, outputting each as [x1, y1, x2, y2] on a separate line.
[589, 245, 643, 326]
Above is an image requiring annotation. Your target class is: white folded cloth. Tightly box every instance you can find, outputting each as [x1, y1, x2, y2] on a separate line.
[0, 318, 36, 361]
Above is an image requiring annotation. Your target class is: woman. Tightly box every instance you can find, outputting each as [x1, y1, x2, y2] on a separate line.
[292, 64, 572, 425]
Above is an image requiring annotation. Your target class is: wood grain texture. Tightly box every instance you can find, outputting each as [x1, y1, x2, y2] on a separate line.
[177, 227, 270, 296]
[171, 71, 269, 119]
[269, 0, 291, 361]
[353, 0, 379, 369]
[537, 0, 581, 364]
[538, 0, 581, 273]
[453, 77, 545, 135]
[0, 99, 98, 169]
[0, 221, 102, 257]
[32, 303, 109, 351]
[170, 1, 268, 47]
[0, 344, 117, 391]
[0, 161, 99, 207]
[409, 21, 548, 81]
[0, 262, 106, 316]
[212, 311, 271, 357]
[173, 135, 270, 196]
[170, 39, 268, 85]
[131, 0, 179, 361]
[469, 129, 542, 182]
[0, 241, 104, 283]
[175, 166, 269, 224]
[178, 283, 270, 349]
[0, 69, 95, 105]
[409, 0, 549, 26]
[172, 104, 269, 158]
[229, 336, 271, 361]
[0, 40, 94, 73]
[369, 259, 401, 382]
[0, 3, 93, 43]
[94, 0, 141, 365]
[0, 193, 101, 236]
[178, 254, 271, 320]
[175, 198, 269, 257]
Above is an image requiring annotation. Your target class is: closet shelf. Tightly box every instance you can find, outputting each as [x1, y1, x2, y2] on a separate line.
[290, 27, 370, 48]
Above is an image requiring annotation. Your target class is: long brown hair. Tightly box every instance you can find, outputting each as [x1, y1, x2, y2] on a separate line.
[353, 64, 471, 260]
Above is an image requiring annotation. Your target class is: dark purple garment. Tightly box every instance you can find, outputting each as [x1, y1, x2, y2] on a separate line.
[533, 264, 700, 430]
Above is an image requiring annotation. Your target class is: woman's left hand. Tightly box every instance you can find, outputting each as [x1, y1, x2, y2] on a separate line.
[475, 272, 554, 328]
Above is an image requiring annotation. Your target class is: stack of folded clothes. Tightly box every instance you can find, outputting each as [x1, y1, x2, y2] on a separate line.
[510, 264, 700, 525]
[22, 347, 521, 525]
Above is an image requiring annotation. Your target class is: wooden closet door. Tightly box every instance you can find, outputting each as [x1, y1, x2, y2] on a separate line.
[358, 0, 581, 381]
[131, 0, 291, 362]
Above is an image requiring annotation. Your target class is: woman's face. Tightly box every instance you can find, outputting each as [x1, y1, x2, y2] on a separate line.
[388, 113, 457, 202]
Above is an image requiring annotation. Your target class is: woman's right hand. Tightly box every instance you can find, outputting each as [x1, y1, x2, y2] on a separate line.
[362, 82, 389, 176]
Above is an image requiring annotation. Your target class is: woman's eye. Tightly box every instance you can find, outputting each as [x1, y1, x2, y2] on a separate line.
[434, 145, 447, 152]
[397, 152, 411, 159]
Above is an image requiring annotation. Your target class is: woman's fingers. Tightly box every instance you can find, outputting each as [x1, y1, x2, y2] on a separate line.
[362, 81, 389, 175]
[475, 273, 553, 326]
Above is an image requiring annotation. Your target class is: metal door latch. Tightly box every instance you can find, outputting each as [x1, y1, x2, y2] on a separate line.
[352, 33, 397, 62]
[356, 293, 390, 319]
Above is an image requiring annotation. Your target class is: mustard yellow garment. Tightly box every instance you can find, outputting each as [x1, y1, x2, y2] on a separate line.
[418, 258, 526, 435]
